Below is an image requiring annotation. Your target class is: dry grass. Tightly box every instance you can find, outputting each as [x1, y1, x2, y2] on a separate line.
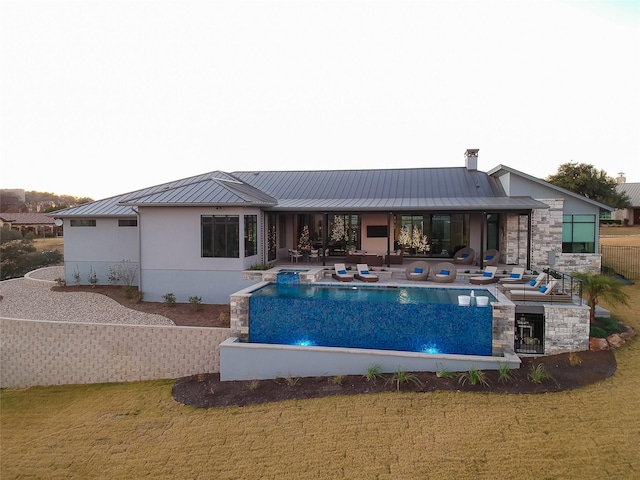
[32, 237, 64, 252]
[2, 284, 639, 479]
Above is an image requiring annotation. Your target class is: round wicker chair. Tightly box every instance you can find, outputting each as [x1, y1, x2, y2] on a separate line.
[453, 247, 475, 265]
[482, 249, 500, 266]
[405, 261, 430, 281]
[432, 262, 457, 283]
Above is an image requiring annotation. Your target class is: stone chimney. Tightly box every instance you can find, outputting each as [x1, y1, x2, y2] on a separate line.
[465, 149, 479, 171]
[616, 172, 626, 184]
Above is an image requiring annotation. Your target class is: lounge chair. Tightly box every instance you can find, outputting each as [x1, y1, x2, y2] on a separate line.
[507, 280, 571, 302]
[499, 267, 525, 283]
[405, 261, 430, 281]
[469, 266, 498, 285]
[332, 263, 354, 282]
[501, 272, 548, 291]
[355, 264, 379, 283]
[453, 247, 475, 265]
[432, 262, 457, 283]
[482, 249, 500, 266]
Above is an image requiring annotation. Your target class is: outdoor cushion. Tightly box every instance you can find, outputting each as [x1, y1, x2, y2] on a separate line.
[460, 253, 469, 258]
[510, 273, 520, 278]
[361, 270, 370, 275]
[414, 267, 423, 273]
[485, 255, 494, 260]
[539, 286, 547, 293]
[440, 269, 450, 275]
[530, 280, 536, 286]
[483, 272, 492, 277]
[337, 269, 347, 275]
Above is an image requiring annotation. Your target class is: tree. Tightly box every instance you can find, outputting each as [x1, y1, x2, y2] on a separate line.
[546, 162, 630, 209]
[572, 272, 630, 325]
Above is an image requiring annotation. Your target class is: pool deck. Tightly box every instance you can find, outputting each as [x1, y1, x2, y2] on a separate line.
[249, 261, 586, 307]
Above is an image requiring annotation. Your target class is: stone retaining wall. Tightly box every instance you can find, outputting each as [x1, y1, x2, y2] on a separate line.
[0, 318, 231, 388]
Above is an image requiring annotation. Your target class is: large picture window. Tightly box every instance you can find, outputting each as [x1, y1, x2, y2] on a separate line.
[562, 214, 595, 253]
[244, 215, 257, 257]
[201, 215, 239, 258]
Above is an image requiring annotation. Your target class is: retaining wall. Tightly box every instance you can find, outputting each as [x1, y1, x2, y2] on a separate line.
[0, 318, 231, 388]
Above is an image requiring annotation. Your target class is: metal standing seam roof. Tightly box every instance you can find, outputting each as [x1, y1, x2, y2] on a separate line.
[51, 166, 549, 217]
[616, 183, 640, 207]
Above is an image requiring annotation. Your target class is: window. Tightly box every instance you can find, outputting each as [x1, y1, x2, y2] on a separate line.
[118, 219, 137, 227]
[562, 214, 595, 253]
[244, 215, 257, 257]
[201, 215, 239, 258]
[70, 219, 96, 227]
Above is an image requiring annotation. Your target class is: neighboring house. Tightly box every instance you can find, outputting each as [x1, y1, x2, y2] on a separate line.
[0, 213, 57, 237]
[51, 150, 613, 304]
[612, 173, 640, 226]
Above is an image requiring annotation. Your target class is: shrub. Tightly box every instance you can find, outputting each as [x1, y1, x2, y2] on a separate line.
[497, 363, 513, 384]
[249, 262, 276, 271]
[391, 369, 422, 392]
[364, 364, 382, 382]
[590, 326, 607, 338]
[162, 293, 177, 306]
[435, 363, 456, 379]
[528, 363, 553, 384]
[331, 375, 344, 385]
[87, 266, 98, 287]
[568, 351, 582, 367]
[457, 366, 490, 387]
[189, 296, 203, 311]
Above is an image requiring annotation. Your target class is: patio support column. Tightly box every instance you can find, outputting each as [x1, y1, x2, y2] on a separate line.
[386, 212, 392, 267]
[527, 211, 532, 271]
[480, 211, 486, 269]
[322, 212, 328, 266]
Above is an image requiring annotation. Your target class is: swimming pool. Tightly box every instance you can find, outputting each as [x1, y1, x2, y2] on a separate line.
[248, 284, 495, 355]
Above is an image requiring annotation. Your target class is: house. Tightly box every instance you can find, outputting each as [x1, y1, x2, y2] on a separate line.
[0, 213, 57, 237]
[51, 149, 613, 304]
[612, 173, 640, 226]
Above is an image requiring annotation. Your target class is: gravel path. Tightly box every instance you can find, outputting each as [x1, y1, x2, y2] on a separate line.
[0, 267, 175, 326]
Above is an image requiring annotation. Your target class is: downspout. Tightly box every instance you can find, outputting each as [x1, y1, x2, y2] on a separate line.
[131, 207, 141, 291]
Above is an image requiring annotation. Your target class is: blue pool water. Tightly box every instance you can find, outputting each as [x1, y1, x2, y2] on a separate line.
[248, 284, 495, 355]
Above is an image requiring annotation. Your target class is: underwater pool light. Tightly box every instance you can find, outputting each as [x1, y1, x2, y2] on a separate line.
[419, 343, 441, 355]
[294, 339, 316, 347]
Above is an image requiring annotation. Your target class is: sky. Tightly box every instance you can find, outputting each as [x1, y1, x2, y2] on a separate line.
[1, 0, 639, 201]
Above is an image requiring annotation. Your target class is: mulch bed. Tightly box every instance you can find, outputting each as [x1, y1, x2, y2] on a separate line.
[172, 350, 617, 408]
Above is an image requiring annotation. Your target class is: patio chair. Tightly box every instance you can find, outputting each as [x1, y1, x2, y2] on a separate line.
[432, 262, 457, 283]
[355, 264, 379, 283]
[405, 261, 430, 281]
[499, 267, 525, 284]
[501, 272, 548, 291]
[453, 247, 475, 265]
[482, 249, 500, 266]
[332, 263, 354, 282]
[289, 249, 302, 263]
[506, 280, 569, 302]
[469, 266, 498, 285]
[309, 249, 319, 262]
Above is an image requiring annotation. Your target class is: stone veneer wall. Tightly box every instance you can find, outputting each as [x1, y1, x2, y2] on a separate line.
[492, 303, 516, 355]
[0, 318, 231, 388]
[530, 198, 564, 269]
[553, 253, 602, 275]
[502, 213, 529, 266]
[543, 304, 590, 354]
[231, 293, 250, 339]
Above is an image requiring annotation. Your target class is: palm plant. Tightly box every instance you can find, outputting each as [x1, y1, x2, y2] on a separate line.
[572, 273, 630, 324]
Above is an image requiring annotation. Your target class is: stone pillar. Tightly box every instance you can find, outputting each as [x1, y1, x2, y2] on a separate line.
[492, 303, 516, 355]
[530, 198, 564, 270]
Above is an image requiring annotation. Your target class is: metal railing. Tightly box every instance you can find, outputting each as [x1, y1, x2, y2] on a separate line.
[542, 268, 583, 305]
[600, 245, 640, 280]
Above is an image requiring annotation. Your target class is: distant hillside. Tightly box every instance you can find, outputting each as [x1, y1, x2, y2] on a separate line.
[0, 189, 93, 214]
